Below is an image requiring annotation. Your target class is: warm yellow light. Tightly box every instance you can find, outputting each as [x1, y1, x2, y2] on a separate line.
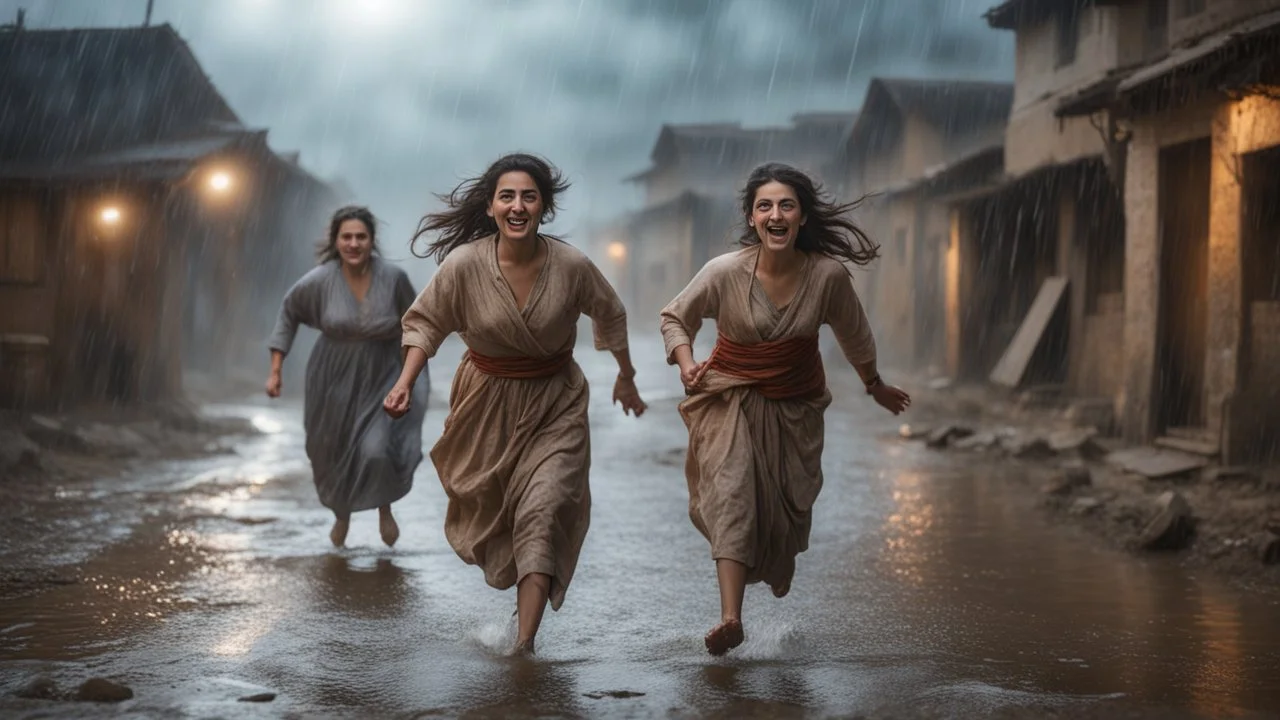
[607, 241, 627, 261]
[100, 206, 121, 225]
[209, 171, 232, 193]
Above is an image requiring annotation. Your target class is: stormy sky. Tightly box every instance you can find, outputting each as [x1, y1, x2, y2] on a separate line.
[2, 0, 1012, 277]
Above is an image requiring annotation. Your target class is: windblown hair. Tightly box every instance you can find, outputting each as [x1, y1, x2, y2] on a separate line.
[411, 152, 571, 262]
[737, 163, 880, 266]
[317, 205, 378, 264]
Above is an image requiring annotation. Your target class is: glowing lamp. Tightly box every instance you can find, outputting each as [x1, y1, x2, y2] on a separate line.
[208, 171, 232, 193]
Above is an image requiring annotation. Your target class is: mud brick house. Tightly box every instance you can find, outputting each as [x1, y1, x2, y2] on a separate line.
[990, 0, 1280, 461]
[834, 78, 1014, 373]
[921, 0, 1134, 427]
[0, 22, 341, 410]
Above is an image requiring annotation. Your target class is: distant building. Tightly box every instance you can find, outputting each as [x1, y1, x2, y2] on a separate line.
[834, 78, 1013, 373]
[0, 22, 342, 409]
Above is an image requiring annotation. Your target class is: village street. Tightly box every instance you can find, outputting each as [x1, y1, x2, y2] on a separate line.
[2, 335, 1280, 719]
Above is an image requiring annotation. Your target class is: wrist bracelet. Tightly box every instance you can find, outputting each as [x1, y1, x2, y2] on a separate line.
[618, 371, 636, 381]
[864, 374, 883, 394]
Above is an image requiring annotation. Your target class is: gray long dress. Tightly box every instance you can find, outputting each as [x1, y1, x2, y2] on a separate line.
[268, 257, 429, 514]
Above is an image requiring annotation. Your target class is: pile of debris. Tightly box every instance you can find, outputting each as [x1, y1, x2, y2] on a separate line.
[899, 418, 1280, 566]
[0, 402, 256, 479]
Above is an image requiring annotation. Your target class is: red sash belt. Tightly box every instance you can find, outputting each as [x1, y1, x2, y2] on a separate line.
[465, 349, 573, 379]
[697, 333, 825, 400]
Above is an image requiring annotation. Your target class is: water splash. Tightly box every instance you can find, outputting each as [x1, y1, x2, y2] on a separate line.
[467, 614, 518, 656]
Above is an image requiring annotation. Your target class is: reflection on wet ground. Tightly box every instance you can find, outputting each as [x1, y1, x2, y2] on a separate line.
[2, 336, 1279, 718]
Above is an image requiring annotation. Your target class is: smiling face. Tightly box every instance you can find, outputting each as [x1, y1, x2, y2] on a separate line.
[750, 180, 805, 253]
[335, 218, 373, 269]
[487, 171, 543, 242]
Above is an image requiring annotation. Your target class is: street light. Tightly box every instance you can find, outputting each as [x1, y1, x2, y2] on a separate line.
[208, 170, 232, 194]
[99, 205, 122, 226]
[607, 241, 627, 261]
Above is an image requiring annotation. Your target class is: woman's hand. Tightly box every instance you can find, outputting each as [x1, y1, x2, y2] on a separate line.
[265, 371, 282, 398]
[613, 375, 647, 417]
[384, 382, 413, 419]
[871, 383, 911, 415]
[677, 360, 704, 391]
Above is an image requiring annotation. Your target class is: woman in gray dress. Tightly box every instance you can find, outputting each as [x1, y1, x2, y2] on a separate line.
[266, 205, 429, 548]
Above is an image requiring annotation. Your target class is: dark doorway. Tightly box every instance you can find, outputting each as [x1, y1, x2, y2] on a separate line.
[1155, 137, 1211, 432]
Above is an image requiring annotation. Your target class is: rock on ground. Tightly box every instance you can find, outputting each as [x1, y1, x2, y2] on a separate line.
[75, 678, 133, 703]
[1138, 491, 1194, 551]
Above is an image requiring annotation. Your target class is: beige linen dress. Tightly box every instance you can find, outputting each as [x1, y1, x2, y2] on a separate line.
[659, 246, 876, 594]
[402, 235, 628, 610]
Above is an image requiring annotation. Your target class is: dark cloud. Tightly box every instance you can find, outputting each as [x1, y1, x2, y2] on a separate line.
[0, 0, 1012, 280]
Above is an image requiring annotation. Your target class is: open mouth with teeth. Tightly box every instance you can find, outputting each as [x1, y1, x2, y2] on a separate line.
[506, 216, 530, 231]
[766, 225, 789, 239]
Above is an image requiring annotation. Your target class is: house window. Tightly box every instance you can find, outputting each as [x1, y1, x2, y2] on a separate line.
[1146, 0, 1169, 57]
[0, 193, 44, 284]
[1176, 0, 1205, 17]
[1056, 7, 1079, 68]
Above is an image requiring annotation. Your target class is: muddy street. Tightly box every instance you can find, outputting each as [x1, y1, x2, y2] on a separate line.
[2, 336, 1279, 719]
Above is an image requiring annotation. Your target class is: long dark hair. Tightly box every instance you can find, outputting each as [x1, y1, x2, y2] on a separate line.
[411, 153, 571, 262]
[737, 163, 879, 266]
[317, 205, 378, 264]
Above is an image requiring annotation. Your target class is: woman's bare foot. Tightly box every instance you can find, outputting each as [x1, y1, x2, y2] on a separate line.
[512, 638, 536, 656]
[330, 515, 350, 547]
[704, 618, 744, 656]
[379, 506, 399, 547]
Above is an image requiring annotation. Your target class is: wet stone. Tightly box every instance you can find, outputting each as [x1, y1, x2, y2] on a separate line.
[72, 424, 148, 458]
[1069, 497, 1102, 515]
[1108, 447, 1207, 480]
[953, 431, 997, 452]
[1138, 491, 1194, 551]
[1047, 428, 1097, 453]
[28, 415, 62, 432]
[238, 692, 277, 703]
[23, 420, 89, 453]
[1258, 533, 1280, 566]
[1004, 435, 1055, 460]
[15, 676, 60, 700]
[1043, 467, 1092, 496]
[75, 678, 133, 703]
[0, 429, 41, 474]
[926, 425, 973, 449]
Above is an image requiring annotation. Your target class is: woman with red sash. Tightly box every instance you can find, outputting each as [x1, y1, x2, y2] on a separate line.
[384, 153, 647, 655]
[660, 163, 910, 656]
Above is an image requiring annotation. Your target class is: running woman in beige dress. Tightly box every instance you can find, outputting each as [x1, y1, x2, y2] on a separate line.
[660, 163, 910, 656]
[385, 153, 647, 655]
